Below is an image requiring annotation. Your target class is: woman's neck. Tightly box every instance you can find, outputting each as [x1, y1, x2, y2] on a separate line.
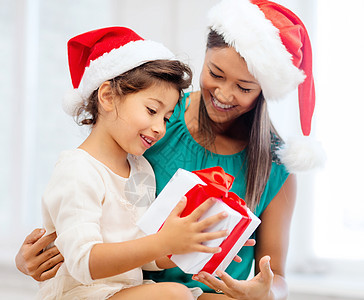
[185, 91, 248, 155]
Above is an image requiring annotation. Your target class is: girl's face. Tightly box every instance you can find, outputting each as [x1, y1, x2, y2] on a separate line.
[200, 47, 262, 127]
[107, 82, 179, 156]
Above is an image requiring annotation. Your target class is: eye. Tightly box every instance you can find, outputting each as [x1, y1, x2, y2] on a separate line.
[147, 107, 157, 115]
[237, 85, 251, 93]
[209, 69, 223, 79]
[164, 117, 170, 123]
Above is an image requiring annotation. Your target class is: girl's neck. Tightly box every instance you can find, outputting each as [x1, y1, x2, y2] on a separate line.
[78, 126, 130, 178]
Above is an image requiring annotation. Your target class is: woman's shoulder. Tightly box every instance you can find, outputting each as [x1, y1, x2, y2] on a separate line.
[269, 133, 290, 186]
[185, 91, 200, 111]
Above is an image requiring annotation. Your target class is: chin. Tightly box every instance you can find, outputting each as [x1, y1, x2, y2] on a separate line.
[127, 147, 145, 157]
[134, 150, 145, 156]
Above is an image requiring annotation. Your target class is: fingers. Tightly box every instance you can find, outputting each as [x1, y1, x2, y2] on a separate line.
[233, 255, 242, 263]
[191, 228, 228, 253]
[36, 251, 64, 281]
[15, 231, 60, 280]
[36, 246, 63, 267]
[215, 270, 238, 288]
[188, 197, 218, 220]
[24, 228, 46, 245]
[168, 196, 187, 217]
[198, 230, 228, 243]
[32, 231, 58, 255]
[38, 261, 63, 281]
[244, 239, 256, 247]
[258, 255, 274, 283]
[193, 244, 222, 254]
[27, 246, 63, 281]
[31, 250, 64, 281]
[195, 210, 228, 231]
[193, 272, 229, 295]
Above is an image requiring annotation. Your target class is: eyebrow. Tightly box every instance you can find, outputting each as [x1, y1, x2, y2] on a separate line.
[210, 62, 259, 85]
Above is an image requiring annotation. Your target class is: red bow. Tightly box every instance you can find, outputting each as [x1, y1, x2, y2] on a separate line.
[181, 167, 249, 218]
[180, 167, 252, 274]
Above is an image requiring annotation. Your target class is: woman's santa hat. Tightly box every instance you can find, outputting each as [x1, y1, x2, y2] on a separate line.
[208, 0, 325, 172]
[63, 26, 174, 116]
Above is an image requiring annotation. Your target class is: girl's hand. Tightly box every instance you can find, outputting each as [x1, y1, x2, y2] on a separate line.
[193, 255, 274, 300]
[15, 228, 64, 281]
[158, 197, 229, 255]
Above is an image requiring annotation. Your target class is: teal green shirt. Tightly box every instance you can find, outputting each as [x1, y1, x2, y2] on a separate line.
[143, 93, 289, 292]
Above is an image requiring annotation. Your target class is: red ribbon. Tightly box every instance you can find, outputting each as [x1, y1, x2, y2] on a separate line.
[180, 167, 252, 274]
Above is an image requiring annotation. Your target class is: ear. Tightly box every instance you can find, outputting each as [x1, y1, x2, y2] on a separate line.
[98, 81, 115, 112]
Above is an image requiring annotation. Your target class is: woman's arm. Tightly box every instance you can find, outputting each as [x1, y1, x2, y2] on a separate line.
[194, 174, 297, 300]
[254, 173, 297, 299]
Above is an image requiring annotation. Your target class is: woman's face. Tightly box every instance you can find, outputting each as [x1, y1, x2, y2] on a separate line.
[200, 47, 262, 126]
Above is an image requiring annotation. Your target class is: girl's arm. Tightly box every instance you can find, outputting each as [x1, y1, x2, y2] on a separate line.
[89, 197, 229, 280]
[194, 174, 297, 300]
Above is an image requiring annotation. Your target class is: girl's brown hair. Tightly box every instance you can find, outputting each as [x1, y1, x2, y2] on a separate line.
[199, 30, 282, 211]
[76, 59, 192, 125]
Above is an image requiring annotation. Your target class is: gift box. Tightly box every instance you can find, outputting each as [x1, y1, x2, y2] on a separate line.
[137, 167, 261, 275]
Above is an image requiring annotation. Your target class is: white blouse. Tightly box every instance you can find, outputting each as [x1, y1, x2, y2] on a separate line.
[38, 149, 157, 299]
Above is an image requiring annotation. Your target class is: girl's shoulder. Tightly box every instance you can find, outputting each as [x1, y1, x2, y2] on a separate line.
[128, 154, 155, 178]
[47, 149, 105, 185]
[55, 149, 102, 171]
[43, 149, 107, 203]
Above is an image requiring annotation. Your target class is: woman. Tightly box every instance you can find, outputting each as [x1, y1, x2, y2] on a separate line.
[16, 0, 321, 299]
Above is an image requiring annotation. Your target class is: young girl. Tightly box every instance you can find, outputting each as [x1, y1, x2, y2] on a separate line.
[37, 26, 229, 300]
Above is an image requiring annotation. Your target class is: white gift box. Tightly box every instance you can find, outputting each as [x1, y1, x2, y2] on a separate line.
[137, 168, 261, 275]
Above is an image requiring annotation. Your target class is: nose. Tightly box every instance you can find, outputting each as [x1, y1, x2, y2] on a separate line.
[215, 86, 234, 104]
[151, 117, 166, 138]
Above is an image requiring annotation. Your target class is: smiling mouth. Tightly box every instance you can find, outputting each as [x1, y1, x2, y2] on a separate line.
[211, 96, 236, 111]
[141, 134, 154, 146]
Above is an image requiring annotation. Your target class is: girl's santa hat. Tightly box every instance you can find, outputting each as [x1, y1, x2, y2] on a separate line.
[63, 26, 174, 116]
[207, 0, 325, 172]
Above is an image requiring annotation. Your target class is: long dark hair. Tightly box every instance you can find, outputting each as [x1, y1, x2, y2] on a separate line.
[199, 30, 282, 211]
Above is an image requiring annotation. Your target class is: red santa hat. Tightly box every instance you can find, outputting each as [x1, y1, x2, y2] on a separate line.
[63, 26, 174, 116]
[207, 0, 325, 172]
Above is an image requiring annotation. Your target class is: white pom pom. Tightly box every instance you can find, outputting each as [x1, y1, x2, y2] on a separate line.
[276, 136, 326, 173]
[62, 89, 83, 116]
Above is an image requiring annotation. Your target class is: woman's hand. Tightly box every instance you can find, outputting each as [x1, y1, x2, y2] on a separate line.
[232, 239, 255, 263]
[193, 256, 274, 300]
[195, 174, 296, 300]
[15, 228, 64, 281]
[155, 256, 177, 269]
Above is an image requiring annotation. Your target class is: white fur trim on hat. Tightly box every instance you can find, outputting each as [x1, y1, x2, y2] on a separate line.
[207, 0, 306, 101]
[79, 39, 174, 99]
[277, 136, 326, 173]
[62, 89, 83, 117]
[63, 39, 174, 116]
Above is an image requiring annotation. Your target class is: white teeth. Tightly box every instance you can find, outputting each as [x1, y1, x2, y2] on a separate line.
[141, 135, 152, 144]
[212, 97, 234, 109]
